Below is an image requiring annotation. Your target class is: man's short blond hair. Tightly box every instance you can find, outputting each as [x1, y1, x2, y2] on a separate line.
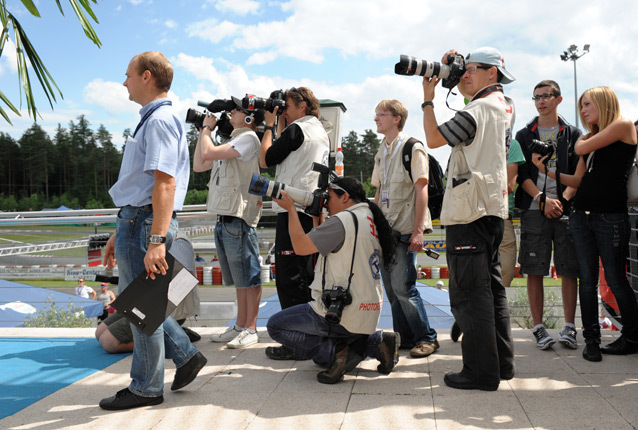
[375, 99, 408, 130]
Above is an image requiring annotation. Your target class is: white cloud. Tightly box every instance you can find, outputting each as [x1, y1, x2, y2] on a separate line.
[164, 20, 178, 29]
[0, 38, 19, 76]
[213, 0, 260, 15]
[82, 79, 138, 117]
[186, 19, 241, 43]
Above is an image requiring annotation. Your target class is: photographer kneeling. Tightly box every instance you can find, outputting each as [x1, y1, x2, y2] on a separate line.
[267, 177, 399, 384]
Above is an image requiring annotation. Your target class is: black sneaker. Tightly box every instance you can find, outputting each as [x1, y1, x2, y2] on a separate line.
[532, 326, 556, 350]
[558, 325, 578, 349]
[317, 345, 363, 384]
[601, 335, 638, 355]
[377, 332, 400, 374]
[265, 345, 308, 360]
[99, 388, 163, 411]
[582, 338, 602, 362]
[171, 351, 207, 391]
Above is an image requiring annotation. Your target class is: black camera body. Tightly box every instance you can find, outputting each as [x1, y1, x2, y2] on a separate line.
[185, 99, 236, 140]
[321, 286, 353, 325]
[242, 90, 286, 114]
[529, 139, 555, 161]
[442, 54, 465, 89]
[395, 54, 465, 89]
[248, 162, 336, 217]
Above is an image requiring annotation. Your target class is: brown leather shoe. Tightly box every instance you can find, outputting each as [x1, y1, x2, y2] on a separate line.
[316, 346, 363, 384]
[410, 340, 440, 357]
[377, 332, 400, 374]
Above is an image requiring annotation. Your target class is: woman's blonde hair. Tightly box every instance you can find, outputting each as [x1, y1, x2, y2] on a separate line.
[578, 86, 621, 134]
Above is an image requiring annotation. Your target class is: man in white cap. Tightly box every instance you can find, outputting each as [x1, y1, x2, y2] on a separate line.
[422, 47, 515, 391]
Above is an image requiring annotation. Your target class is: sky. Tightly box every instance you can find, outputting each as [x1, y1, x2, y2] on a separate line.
[2, 0, 638, 170]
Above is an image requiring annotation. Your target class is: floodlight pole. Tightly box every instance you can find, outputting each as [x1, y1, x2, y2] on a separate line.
[560, 44, 590, 128]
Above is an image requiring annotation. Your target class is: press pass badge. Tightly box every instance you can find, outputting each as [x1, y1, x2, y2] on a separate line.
[381, 190, 389, 206]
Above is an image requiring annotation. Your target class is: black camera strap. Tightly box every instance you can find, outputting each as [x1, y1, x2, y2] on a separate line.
[133, 101, 172, 138]
[321, 210, 358, 294]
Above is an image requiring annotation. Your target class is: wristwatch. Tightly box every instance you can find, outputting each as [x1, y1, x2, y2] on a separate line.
[149, 235, 167, 245]
[421, 101, 434, 111]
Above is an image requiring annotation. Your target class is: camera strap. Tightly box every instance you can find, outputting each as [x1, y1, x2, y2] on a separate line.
[133, 101, 172, 138]
[321, 211, 358, 294]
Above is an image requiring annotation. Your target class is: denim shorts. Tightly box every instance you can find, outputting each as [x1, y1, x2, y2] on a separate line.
[215, 216, 262, 288]
[518, 210, 579, 277]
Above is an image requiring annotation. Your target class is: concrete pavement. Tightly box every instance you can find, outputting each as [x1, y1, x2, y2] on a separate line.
[1, 326, 637, 430]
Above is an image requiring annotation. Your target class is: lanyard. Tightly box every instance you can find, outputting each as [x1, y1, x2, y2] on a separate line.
[133, 101, 172, 138]
[382, 133, 406, 188]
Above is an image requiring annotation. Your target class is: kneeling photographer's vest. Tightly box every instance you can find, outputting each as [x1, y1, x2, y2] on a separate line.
[206, 128, 262, 227]
[309, 203, 384, 334]
[272, 116, 329, 213]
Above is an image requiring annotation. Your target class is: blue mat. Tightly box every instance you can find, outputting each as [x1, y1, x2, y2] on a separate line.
[0, 337, 129, 419]
[253, 283, 455, 329]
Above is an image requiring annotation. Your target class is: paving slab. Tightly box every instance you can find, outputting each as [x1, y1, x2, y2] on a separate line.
[2, 327, 638, 430]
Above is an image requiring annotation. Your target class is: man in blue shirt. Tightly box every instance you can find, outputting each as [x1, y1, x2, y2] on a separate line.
[99, 51, 207, 411]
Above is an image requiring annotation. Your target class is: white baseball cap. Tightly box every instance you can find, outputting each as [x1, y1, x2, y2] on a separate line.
[465, 46, 515, 84]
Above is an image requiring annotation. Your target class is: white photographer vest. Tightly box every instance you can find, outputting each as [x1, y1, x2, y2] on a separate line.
[206, 128, 262, 228]
[374, 133, 431, 235]
[272, 115, 330, 213]
[440, 88, 510, 225]
[309, 203, 384, 334]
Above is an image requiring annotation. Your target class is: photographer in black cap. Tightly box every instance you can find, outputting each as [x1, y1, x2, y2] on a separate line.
[266, 177, 400, 384]
[421, 47, 515, 391]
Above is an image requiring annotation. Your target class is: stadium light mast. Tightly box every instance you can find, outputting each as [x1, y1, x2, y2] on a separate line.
[560, 44, 590, 128]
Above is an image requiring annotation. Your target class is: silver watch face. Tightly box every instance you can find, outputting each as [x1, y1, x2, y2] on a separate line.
[150, 235, 165, 244]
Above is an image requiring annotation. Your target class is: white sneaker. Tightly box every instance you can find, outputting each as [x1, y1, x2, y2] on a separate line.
[210, 325, 242, 343]
[226, 329, 258, 349]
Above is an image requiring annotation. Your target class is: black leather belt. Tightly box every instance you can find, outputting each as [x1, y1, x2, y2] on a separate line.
[217, 215, 238, 223]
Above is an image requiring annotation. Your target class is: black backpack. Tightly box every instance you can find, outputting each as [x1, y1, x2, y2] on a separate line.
[403, 137, 445, 220]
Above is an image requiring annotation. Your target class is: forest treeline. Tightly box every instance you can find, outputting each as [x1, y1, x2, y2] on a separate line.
[0, 115, 381, 211]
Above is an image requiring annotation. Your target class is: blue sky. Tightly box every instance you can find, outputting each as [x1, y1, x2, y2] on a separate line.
[2, 0, 638, 168]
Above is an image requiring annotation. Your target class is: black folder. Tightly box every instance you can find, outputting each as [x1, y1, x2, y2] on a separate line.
[111, 252, 199, 336]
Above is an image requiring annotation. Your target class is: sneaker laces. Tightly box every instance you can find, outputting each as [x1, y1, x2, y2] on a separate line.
[533, 327, 550, 341]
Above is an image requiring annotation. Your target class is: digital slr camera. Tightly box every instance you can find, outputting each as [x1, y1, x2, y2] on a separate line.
[185, 99, 236, 140]
[321, 286, 353, 325]
[248, 162, 337, 217]
[395, 54, 465, 89]
[529, 139, 555, 161]
[242, 90, 286, 114]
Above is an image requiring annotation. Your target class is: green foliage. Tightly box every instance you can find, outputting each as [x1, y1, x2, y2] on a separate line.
[24, 296, 93, 328]
[509, 287, 560, 329]
[0, 0, 101, 123]
[0, 193, 18, 211]
[184, 188, 208, 205]
[339, 129, 380, 189]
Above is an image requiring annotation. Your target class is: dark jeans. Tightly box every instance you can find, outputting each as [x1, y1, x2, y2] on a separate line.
[267, 304, 383, 368]
[446, 216, 514, 386]
[569, 211, 638, 341]
[380, 234, 437, 344]
[275, 212, 316, 309]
